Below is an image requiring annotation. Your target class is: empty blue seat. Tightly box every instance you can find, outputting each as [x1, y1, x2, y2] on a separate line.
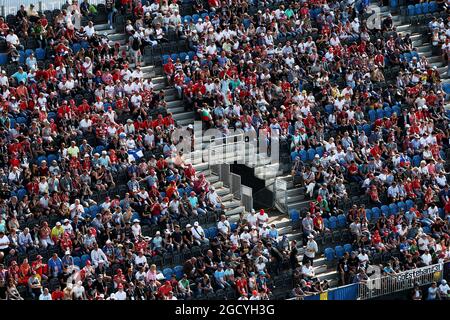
[307, 148, 316, 161]
[429, 1, 437, 13]
[299, 150, 308, 162]
[381, 205, 390, 216]
[397, 201, 406, 212]
[422, 2, 429, 14]
[371, 207, 381, 221]
[179, 52, 188, 61]
[376, 108, 384, 119]
[343, 243, 352, 253]
[35, 48, 46, 60]
[363, 124, 372, 135]
[94, 145, 105, 155]
[324, 247, 335, 261]
[316, 146, 324, 157]
[290, 209, 300, 222]
[162, 54, 170, 64]
[192, 14, 200, 23]
[412, 155, 422, 167]
[328, 216, 337, 230]
[37, 155, 47, 165]
[163, 268, 174, 280]
[188, 51, 195, 60]
[384, 107, 392, 118]
[365, 209, 372, 221]
[18, 50, 25, 64]
[81, 41, 89, 49]
[405, 199, 414, 210]
[73, 256, 81, 267]
[230, 223, 238, 232]
[16, 116, 27, 124]
[414, 3, 422, 15]
[407, 5, 415, 16]
[323, 218, 329, 229]
[80, 254, 90, 267]
[390, 0, 398, 8]
[389, 203, 398, 215]
[0, 53, 7, 66]
[89, 205, 99, 217]
[174, 265, 184, 279]
[17, 188, 27, 201]
[324, 104, 334, 114]
[335, 246, 344, 259]
[291, 151, 299, 161]
[170, 53, 178, 61]
[47, 154, 58, 163]
[368, 109, 376, 122]
[201, 12, 209, 19]
[183, 15, 192, 24]
[337, 214, 347, 228]
[25, 49, 34, 57]
[82, 207, 90, 218]
[208, 227, 218, 239]
[72, 43, 81, 53]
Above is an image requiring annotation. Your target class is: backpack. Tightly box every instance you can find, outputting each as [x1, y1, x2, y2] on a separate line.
[132, 37, 140, 51]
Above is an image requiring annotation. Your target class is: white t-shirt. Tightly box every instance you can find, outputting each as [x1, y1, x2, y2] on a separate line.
[115, 290, 127, 300]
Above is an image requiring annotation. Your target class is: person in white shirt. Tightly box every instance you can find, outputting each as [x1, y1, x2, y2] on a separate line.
[257, 209, 269, 227]
[421, 249, 432, 266]
[90, 242, 109, 270]
[418, 234, 430, 252]
[217, 215, 230, 236]
[239, 227, 251, 242]
[438, 279, 450, 299]
[39, 288, 52, 300]
[191, 221, 209, 245]
[301, 260, 315, 279]
[246, 209, 258, 228]
[115, 284, 127, 300]
[357, 249, 369, 269]
[131, 220, 142, 238]
[303, 235, 318, 265]
[84, 21, 96, 38]
[72, 281, 86, 300]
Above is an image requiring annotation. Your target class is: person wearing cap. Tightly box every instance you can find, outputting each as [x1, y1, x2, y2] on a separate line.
[217, 214, 231, 237]
[182, 224, 194, 248]
[191, 221, 209, 246]
[207, 185, 224, 210]
[50, 221, 65, 245]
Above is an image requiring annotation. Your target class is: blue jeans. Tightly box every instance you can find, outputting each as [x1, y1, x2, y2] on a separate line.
[108, 9, 117, 27]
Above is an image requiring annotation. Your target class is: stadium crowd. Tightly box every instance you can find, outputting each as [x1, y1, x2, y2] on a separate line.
[0, 0, 448, 301]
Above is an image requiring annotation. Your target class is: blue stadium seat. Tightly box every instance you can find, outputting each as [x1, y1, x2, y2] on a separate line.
[365, 209, 372, 221]
[328, 216, 337, 230]
[392, 105, 401, 115]
[208, 227, 218, 239]
[25, 49, 34, 57]
[80, 254, 90, 267]
[179, 52, 188, 61]
[299, 150, 308, 162]
[422, 2, 429, 14]
[381, 205, 390, 216]
[188, 51, 195, 60]
[337, 214, 346, 228]
[16, 116, 27, 125]
[0, 53, 8, 66]
[429, 1, 437, 13]
[35, 48, 46, 60]
[170, 53, 178, 62]
[72, 43, 81, 53]
[47, 154, 58, 163]
[371, 207, 381, 221]
[89, 205, 99, 217]
[390, 0, 398, 9]
[323, 218, 329, 229]
[368, 109, 376, 122]
[183, 15, 192, 24]
[343, 244, 353, 253]
[414, 3, 422, 15]
[376, 108, 384, 119]
[389, 203, 398, 216]
[18, 50, 25, 64]
[17, 188, 27, 201]
[192, 14, 200, 23]
[324, 247, 335, 261]
[163, 268, 174, 280]
[335, 246, 344, 259]
[405, 199, 414, 210]
[37, 155, 47, 165]
[397, 201, 406, 212]
[324, 104, 334, 114]
[290, 151, 299, 161]
[407, 5, 415, 16]
[307, 148, 316, 161]
[290, 209, 300, 222]
[412, 155, 422, 167]
[73, 256, 81, 268]
[174, 265, 184, 279]
[384, 107, 392, 118]
[162, 54, 170, 64]
[315, 146, 324, 157]
[201, 12, 209, 19]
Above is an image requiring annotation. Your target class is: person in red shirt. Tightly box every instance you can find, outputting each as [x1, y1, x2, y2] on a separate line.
[51, 286, 64, 300]
[31, 255, 48, 280]
[158, 281, 173, 299]
[163, 58, 175, 83]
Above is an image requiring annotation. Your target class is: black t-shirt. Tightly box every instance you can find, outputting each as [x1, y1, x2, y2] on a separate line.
[182, 230, 193, 243]
[338, 257, 348, 272]
[171, 231, 182, 244]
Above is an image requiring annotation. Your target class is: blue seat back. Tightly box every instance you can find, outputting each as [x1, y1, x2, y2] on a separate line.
[329, 216, 337, 229]
[324, 248, 335, 261]
[335, 246, 344, 259]
[307, 148, 316, 161]
[343, 244, 352, 253]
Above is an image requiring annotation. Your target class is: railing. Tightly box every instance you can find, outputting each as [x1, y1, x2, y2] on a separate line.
[357, 263, 444, 300]
[286, 263, 446, 300]
[273, 177, 288, 214]
[287, 283, 359, 300]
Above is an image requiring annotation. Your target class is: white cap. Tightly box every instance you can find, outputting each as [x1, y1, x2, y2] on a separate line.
[194, 222, 199, 227]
